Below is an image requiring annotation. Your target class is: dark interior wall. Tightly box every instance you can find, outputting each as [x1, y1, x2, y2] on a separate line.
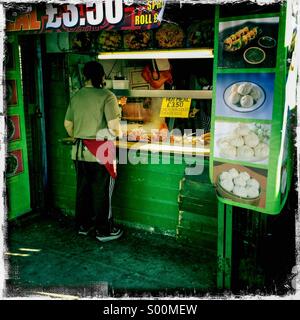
[43, 53, 77, 215]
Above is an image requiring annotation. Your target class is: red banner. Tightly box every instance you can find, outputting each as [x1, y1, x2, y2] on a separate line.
[6, 1, 166, 33]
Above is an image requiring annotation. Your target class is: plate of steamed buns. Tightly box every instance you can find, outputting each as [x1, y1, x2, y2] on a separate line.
[223, 81, 265, 113]
[216, 123, 270, 162]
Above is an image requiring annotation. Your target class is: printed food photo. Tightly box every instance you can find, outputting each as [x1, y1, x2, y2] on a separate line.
[218, 17, 279, 68]
[223, 81, 265, 112]
[214, 122, 271, 164]
[213, 162, 268, 208]
[215, 72, 275, 120]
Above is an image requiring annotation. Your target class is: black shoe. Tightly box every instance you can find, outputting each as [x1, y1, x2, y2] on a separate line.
[95, 228, 123, 242]
[78, 225, 94, 236]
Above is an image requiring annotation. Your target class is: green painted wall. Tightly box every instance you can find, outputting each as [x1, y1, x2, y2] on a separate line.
[6, 35, 31, 219]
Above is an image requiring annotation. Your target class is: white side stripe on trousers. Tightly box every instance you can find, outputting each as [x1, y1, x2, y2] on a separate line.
[108, 176, 115, 220]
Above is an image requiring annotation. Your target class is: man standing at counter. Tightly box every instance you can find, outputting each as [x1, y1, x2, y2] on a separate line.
[64, 61, 123, 242]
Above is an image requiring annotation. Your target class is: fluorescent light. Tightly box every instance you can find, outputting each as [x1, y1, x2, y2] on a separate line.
[19, 248, 41, 252]
[98, 49, 214, 60]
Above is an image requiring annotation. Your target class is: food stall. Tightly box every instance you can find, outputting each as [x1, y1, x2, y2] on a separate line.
[4, 1, 297, 290]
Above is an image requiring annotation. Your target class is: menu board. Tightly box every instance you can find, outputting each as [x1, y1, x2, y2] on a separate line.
[210, 5, 292, 214]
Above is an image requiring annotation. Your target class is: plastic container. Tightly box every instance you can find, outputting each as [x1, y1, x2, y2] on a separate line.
[113, 80, 130, 89]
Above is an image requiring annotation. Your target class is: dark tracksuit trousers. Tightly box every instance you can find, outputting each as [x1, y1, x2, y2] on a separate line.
[74, 161, 115, 234]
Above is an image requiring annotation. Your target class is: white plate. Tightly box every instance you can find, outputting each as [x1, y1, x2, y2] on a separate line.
[216, 135, 269, 162]
[223, 81, 266, 113]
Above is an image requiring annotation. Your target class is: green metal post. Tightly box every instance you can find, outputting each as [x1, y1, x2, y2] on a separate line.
[217, 201, 233, 290]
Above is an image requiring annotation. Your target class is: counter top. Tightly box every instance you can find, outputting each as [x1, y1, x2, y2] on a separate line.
[116, 140, 210, 156]
[60, 137, 210, 156]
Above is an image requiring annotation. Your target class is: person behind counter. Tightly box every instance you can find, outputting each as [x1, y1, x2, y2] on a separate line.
[64, 60, 123, 242]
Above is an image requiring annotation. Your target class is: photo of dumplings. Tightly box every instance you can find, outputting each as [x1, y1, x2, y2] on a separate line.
[214, 162, 267, 208]
[215, 122, 271, 163]
[218, 168, 261, 200]
[224, 81, 265, 113]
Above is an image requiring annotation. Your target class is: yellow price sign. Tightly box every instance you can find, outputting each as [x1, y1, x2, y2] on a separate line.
[160, 98, 192, 118]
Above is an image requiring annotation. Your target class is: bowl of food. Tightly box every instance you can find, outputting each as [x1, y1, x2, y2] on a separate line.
[223, 81, 266, 113]
[258, 36, 276, 49]
[216, 168, 261, 206]
[155, 24, 185, 49]
[97, 30, 122, 51]
[243, 47, 266, 65]
[124, 30, 152, 50]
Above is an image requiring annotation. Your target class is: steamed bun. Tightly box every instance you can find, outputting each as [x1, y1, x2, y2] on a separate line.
[220, 145, 237, 158]
[233, 186, 248, 198]
[246, 186, 259, 198]
[239, 171, 250, 181]
[218, 137, 231, 150]
[220, 171, 232, 181]
[220, 179, 234, 192]
[247, 178, 260, 190]
[244, 132, 259, 148]
[254, 143, 269, 158]
[233, 176, 247, 187]
[234, 123, 251, 136]
[237, 145, 254, 158]
[230, 135, 244, 147]
[228, 168, 239, 179]
[240, 95, 254, 108]
[228, 92, 241, 105]
[237, 83, 253, 95]
[230, 83, 240, 94]
[250, 86, 261, 101]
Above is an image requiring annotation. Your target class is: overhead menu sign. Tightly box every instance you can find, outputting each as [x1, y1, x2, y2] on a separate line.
[6, 1, 166, 33]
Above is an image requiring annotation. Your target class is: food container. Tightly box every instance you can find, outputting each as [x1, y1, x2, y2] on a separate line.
[216, 176, 261, 206]
[258, 36, 276, 49]
[243, 47, 266, 65]
[112, 80, 129, 89]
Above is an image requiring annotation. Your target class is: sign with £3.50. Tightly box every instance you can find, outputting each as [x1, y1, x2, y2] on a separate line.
[7, 1, 166, 33]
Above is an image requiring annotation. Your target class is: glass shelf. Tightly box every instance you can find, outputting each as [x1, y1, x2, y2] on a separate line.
[112, 89, 212, 99]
